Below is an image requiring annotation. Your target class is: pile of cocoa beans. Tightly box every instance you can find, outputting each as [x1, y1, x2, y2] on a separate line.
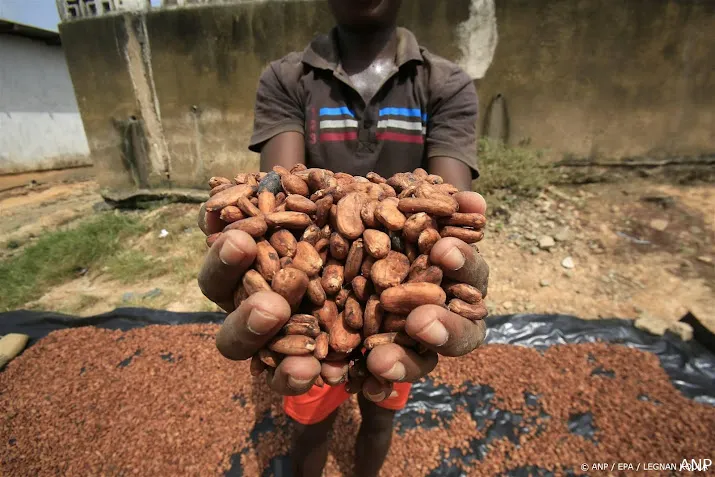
[204, 166, 487, 391]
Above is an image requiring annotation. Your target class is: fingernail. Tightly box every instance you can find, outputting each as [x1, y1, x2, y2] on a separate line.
[326, 374, 346, 386]
[442, 247, 465, 271]
[380, 362, 406, 382]
[389, 391, 399, 399]
[246, 308, 280, 336]
[366, 390, 386, 402]
[219, 238, 245, 266]
[288, 377, 314, 390]
[417, 320, 449, 347]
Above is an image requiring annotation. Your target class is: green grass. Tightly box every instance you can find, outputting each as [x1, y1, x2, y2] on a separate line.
[474, 138, 553, 199]
[104, 250, 173, 284]
[0, 212, 145, 311]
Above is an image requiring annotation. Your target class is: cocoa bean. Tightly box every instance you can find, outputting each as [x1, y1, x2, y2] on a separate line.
[360, 255, 376, 278]
[314, 195, 334, 228]
[380, 283, 447, 314]
[440, 227, 484, 244]
[382, 314, 407, 333]
[360, 200, 380, 228]
[205, 184, 256, 212]
[206, 233, 221, 248]
[448, 298, 488, 321]
[255, 241, 281, 282]
[375, 201, 407, 231]
[440, 213, 487, 229]
[336, 192, 367, 239]
[344, 238, 365, 283]
[223, 216, 267, 238]
[314, 332, 329, 360]
[280, 256, 293, 268]
[315, 375, 325, 387]
[286, 195, 318, 215]
[259, 348, 282, 368]
[364, 332, 417, 350]
[366, 172, 387, 184]
[308, 169, 337, 192]
[269, 335, 315, 356]
[408, 266, 443, 285]
[335, 287, 350, 309]
[344, 294, 363, 330]
[281, 174, 309, 196]
[290, 241, 323, 277]
[258, 171, 282, 194]
[409, 254, 431, 276]
[426, 174, 444, 184]
[291, 163, 307, 173]
[313, 300, 338, 331]
[209, 176, 232, 188]
[371, 251, 410, 289]
[265, 211, 312, 229]
[275, 192, 286, 205]
[269, 229, 298, 258]
[258, 190, 276, 214]
[329, 312, 362, 354]
[233, 284, 248, 309]
[435, 183, 459, 195]
[210, 183, 235, 197]
[243, 270, 271, 295]
[238, 196, 262, 217]
[271, 268, 309, 311]
[321, 260, 344, 296]
[379, 183, 397, 198]
[351, 275, 372, 302]
[418, 228, 442, 254]
[363, 229, 391, 259]
[413, 167, 428, 179]
[219, 206, 245, 223]
[387, 172, 419, 191]
[307, 278, 327, 306]
[329, 232, 350, 260]
[301, 224, 321, 246]
[250, 354, 265, 377]
[363, 295, 384, 337]
[446, 283, 483, 304]
[398, 197, 458, 217]
[284, 315, 320, 338]
[403, 212, 436, 242]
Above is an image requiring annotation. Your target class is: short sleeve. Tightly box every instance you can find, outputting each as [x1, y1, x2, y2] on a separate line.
[425, 67, 480, 178]
[249, 59, 305, 153]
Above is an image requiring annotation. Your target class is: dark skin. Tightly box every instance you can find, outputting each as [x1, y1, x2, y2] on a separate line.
[198, 1, 489, 476]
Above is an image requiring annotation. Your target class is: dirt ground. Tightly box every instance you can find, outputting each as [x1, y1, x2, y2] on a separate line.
[1, 168, 713, 333]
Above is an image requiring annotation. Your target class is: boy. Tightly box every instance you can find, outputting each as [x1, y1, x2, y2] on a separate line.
[199, 1, 490, 475]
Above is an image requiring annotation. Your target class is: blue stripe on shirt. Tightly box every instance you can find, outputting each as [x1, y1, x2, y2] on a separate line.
[319, 107, 355, 117]
[379, 108, 423, 118]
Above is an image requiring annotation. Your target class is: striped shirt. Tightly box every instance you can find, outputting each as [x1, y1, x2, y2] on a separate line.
[249, 28, 479, 179]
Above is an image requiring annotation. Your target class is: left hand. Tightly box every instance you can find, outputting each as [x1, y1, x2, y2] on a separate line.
[342, 191, 490, 402]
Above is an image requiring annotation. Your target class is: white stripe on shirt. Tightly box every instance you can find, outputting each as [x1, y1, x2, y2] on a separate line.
[377, 119, 424, 131]
[320, 119, 359, 129]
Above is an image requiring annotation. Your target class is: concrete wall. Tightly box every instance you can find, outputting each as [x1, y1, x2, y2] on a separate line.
[0, 34, 91, 173]
[58, 0, 715, 192]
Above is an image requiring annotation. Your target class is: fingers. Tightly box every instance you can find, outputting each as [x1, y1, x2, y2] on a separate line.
[362, 375, 394, 403]
[198, 230, 257, 311]
[430, 237, 489, 297]
[405, 305, 487, 357]
[454, 191, 487, 215]
[266, 356, 322, 396]
[198, 202, 225, 236]
[366, 343, 439, 384]
[321, 361, 349, 386]
[215, 291, 291, 361]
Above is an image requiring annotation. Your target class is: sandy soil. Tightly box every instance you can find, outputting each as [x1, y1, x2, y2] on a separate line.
[1, 170, 712, 333]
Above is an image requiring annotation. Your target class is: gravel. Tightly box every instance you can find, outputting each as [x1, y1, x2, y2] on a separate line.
[2, 326, 714, 476]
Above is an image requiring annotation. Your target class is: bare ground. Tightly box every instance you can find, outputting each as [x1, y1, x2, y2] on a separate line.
[1, 169, 712, 333]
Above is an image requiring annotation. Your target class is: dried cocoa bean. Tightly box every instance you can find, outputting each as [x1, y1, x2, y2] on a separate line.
[448, 298, 488, 321]
[206, 233, 221, 248]
[321, 260, 344, 295]
[286, 195, 318, 215]
[243, 269, 271, 295]
[407, 266, 443, 285]
[281, 174, 309, 196]
[360, 200, 380, 228]
[387, 172, 419, 191]
[375, 201, 407, 231]
[265, 211, 312, 229]
[219, 206, 245, 223]
[446, 283, 483, 304]
[314, 332, 329, 360]
[280, 256, 293, 268]
[344, 294, 363, 330]
[258, 190, 276, 214]
[205, 184, 256, 212]
[259, 348, 282, 368]
[418, 228, 442, 254]
[250, 354, 265, 376]
[335, 287, 350, 309]
[329, 232, 350, 260]
[284, 315, 320, 338]
[382, 314, 407, 333]
[271, 268, 309, 311]
[360, 255, 376, 278]
[440, 213, 487, 229]
[366, 172, 387, 184]
[398, 197, 458, 217]
[313, 300, 338, 331]
[440, 226, 484, 244]
[255, 241, 281, 282]
[300, 224, 321, 246]
[290, 242, 323, 277]
[379, 183, 397, 198]
[329, 312, 362, 354]
[314, 195, 334, 228]
[363, 229, 391, 259]
[426, 174, 444, 184]
[269, 335, 315, 356]
[291, 163, 307, 173]
[269, 229, 297, 258]
[336, 192, 367, 239]
[344, 238, 365, 283]
[275, 192, 286, 205]
[371, 251, 410, 289]
[363, 295, 384, 337]
[435, 183, 459, 195]
[351, 275, 372, 302]
[364, 332, 417, 350]
[306, 278, 327, 306]
[409, 254, 430, 276]
[403, 212, 436, 242]
[258, 171, 282, 194]
[380, 283, 447, 314]
[223, 216, 267, 238]
[209, 176, 232, 188]
[210, 183, 235, 197]
[238, 196, 262, 217]
[413, 168, 428, 179]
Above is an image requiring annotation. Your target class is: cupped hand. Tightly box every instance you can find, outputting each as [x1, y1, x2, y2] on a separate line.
[198, 204, 323, 396]
[362, 191, 490, 401]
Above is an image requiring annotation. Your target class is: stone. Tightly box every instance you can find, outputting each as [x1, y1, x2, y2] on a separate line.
[563, 270, 574, 278]
[539, 279, 551, 287]
[503, 301, 513, 310]
[530, 247, 539, 255]
[554, 228, 571, 242]
[667, 322, 693, 341]
[697, 256, 713, 265]
[561, 256, 575, 269]
[649, 219, 669, 232]
[634, 315, 669, 336]
[538, 236, 556, 250]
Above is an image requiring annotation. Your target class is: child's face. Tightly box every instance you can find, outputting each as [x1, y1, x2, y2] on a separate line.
[329, 0, 402, 32]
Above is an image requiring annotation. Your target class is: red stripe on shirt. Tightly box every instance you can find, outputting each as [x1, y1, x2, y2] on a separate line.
[320, 132, 358, 142]
[376, 132, 425, 144]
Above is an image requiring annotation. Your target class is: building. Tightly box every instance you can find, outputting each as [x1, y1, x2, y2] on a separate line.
[0, 17, 91, 174]
[56, 0, 150, 20]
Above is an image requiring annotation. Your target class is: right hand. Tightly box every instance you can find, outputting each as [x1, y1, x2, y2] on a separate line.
[198, 204, 345, 395]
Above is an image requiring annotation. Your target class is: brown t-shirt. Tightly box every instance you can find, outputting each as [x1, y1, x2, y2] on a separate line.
[249, 27, 479, 179]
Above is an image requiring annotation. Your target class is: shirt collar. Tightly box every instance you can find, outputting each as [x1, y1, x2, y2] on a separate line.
[302, 27, 423, 71]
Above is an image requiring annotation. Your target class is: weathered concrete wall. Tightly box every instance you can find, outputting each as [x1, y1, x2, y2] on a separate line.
[478, 0, 715, 161]
[0, 34, 91, 173]
[58, 0, 715, 191]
